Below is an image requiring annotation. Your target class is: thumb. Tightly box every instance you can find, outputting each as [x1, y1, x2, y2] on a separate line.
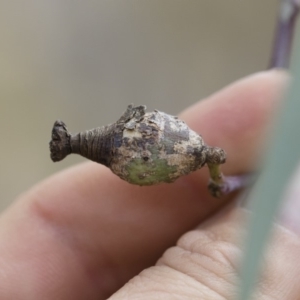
[109, 194, 300, 299]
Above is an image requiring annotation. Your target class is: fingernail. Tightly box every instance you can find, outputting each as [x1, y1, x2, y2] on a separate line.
[278, 162, 300, 236]
[236, 176, 258, 210]
[236, 190, 250, 207]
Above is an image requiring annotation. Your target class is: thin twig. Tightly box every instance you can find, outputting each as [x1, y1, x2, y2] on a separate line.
[218, 1, 300, 197]
[270, 0, 300, 68]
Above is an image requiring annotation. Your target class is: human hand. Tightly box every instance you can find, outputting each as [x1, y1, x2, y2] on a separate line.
[1, 70, 297, 300]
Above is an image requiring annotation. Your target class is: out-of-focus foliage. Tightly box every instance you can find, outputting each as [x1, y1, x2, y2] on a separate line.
[239, 30, 300, 300]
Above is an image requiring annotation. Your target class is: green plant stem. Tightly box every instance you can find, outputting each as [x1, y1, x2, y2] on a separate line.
[239, 1, 300, 300]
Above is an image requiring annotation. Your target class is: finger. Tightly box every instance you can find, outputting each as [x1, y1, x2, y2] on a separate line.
[0, 70, 287, 299]
[110, 199, 300, 299]
[180, 70, 288, 175]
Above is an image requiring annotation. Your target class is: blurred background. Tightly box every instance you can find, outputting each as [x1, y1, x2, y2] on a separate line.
[0, 0, 277, 211]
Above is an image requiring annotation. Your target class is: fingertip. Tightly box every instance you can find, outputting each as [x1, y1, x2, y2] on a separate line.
[181, 69, 289, 125]
[179, 70, 289, 174]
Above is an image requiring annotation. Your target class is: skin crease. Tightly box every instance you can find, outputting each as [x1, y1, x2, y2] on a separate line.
[0, 70, 298, 299]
